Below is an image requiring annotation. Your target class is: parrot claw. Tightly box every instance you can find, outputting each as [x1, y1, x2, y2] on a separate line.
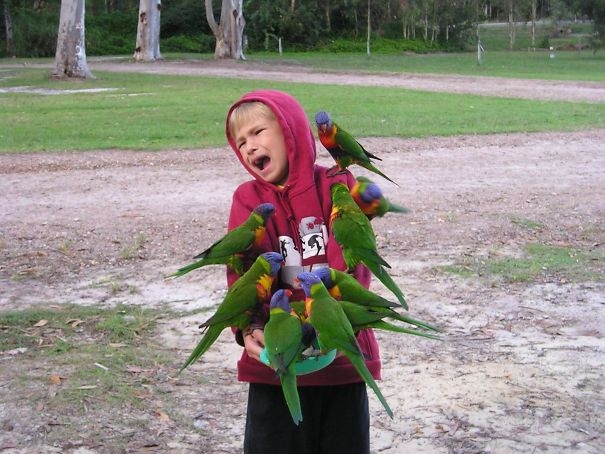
[326, 166, 347, 177]
[301, 346, 323, 359]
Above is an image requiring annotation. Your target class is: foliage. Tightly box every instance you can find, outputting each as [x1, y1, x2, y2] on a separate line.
[86, 12, 138, 55]
[8, 8, 59, 57]
[161, 34, 215, 53]
[245, 0, 325, 51]
[3, 0, 605, 57]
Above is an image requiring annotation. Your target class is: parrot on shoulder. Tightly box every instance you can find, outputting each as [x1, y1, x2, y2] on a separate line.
[166, 203, 275, 279]
[179, 251, 283, 372]
[312, 266, 405, 310]
[298, 272, 393, 419]
[315, 111, 396, 185]
[351, 176, 409, 219]
[330, 183, 406, 306]
[263, 289, 304, 426]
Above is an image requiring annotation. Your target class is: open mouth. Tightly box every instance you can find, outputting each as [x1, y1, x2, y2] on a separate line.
[253, 156, 270, 171]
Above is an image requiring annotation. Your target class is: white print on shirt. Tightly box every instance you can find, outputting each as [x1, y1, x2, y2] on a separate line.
[298, 216, 328, 259]
[278, 216, 328, 287]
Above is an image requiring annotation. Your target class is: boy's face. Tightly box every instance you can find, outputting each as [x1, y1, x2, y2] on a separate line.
[233, 115, 289, 186]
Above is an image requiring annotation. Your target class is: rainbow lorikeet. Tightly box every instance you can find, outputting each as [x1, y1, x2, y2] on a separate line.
[312, 266, 405, 309]
[263, 289, 304, 425]
[338, 300, 441, 340]
[298, 272, 393, 419]
[167, 203, 275, 279]
[330, 183, 406, 306]
[312, 268, 439, 338]
[315, 111, 396, 185]
[179, 251, 283, 372]
[351, 176, 409, 219]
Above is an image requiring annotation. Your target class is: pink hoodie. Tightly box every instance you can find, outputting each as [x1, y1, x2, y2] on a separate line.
[225, 89, 381, 386]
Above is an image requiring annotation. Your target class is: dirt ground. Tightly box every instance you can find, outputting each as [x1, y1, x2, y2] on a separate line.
[1, 61, 604, 453]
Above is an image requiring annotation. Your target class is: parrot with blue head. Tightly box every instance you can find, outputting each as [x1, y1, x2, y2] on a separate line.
[263, 289, 305, 425]
[298, 271, 393, 419]
[351, 176, 409, 219]
[180, 251, 283, 372]
[315, 111, 396, 185]
[167, 203, 275, 279]
[330, 183, 406, 306]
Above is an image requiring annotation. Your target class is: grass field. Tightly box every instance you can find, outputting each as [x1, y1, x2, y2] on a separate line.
[1, 49, 604, 153]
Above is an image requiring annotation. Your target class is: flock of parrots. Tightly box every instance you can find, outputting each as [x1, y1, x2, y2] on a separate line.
[167, 111, 441, 425]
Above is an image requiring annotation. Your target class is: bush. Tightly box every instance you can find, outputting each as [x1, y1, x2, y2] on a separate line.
[8, 9, 58, 58]
[86, 12, 138, 56]
[161, 34, 215, 53]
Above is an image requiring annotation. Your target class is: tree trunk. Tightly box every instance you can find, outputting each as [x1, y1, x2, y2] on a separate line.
[134, 0, 162, 61]
[3, 0, 14, 57]
[530, 0, 537, 48]
[52, 0, 94, 79]
[507, 0, 516, 50]
[205, 0, 246, 60]
[366, 0, 371, 56]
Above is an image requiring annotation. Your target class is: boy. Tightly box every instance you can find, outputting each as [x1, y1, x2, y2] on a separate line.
[225, 90, 382, 454]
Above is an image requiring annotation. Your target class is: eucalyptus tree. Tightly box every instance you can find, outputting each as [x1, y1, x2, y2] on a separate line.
[52, 0, 93, 78]
[134, 0, 162, 61]
[205, 0, 245, 59]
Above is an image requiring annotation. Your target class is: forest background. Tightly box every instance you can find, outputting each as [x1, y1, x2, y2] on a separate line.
[2, 0, 605, 59]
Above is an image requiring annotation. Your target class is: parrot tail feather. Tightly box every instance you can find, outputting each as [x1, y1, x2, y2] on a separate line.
[280, 369, 303, 425]
[179, 327, 221, 373]
[349, 354, 393, 419]
[364, 262, 407, 309]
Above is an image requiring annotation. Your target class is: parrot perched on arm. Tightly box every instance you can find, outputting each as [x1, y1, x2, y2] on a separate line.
[179, 251, 283, 372]
[166, 203, 275, 279]
[263, 289, 305, 426]
[330, 183, 406, 306]
[314, 111, 397, 186]
[297, 272, 393, 418]
[312, 266, 406, 310]
[351, 176, 409, 219]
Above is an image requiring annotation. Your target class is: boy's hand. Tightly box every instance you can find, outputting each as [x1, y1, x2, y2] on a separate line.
[243, 327, 265, 362]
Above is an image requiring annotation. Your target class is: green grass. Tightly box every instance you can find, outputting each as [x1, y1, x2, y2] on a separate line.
[439, 243, 605, 284]
[0, 303, 173, 408]
[245, 49, 605, 81]
[1, 59, 604, 153]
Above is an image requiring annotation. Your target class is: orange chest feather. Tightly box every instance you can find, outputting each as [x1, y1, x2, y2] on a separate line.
[256, 274, 274, 302]
[253, 226, 266, 247]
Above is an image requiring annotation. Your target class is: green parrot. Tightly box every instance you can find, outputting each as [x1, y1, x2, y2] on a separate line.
[311, 268, 439, 338]
[166, 203, 275, 279]
[298, 272, 394, 419]
[330, 183, 406, 306]
[263, 289, 304, 426]
[338, 300, 441, 340]
[315, 111, 397, 185]
[312, 266, 406, 310]
[179, 251, 283, 372]
[351, 176, 409, 219]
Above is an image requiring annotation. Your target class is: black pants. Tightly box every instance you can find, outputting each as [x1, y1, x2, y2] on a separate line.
[243, 382, 370, 454]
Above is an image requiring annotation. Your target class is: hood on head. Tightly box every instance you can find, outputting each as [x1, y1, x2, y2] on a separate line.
[225, 90, 317, 189]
